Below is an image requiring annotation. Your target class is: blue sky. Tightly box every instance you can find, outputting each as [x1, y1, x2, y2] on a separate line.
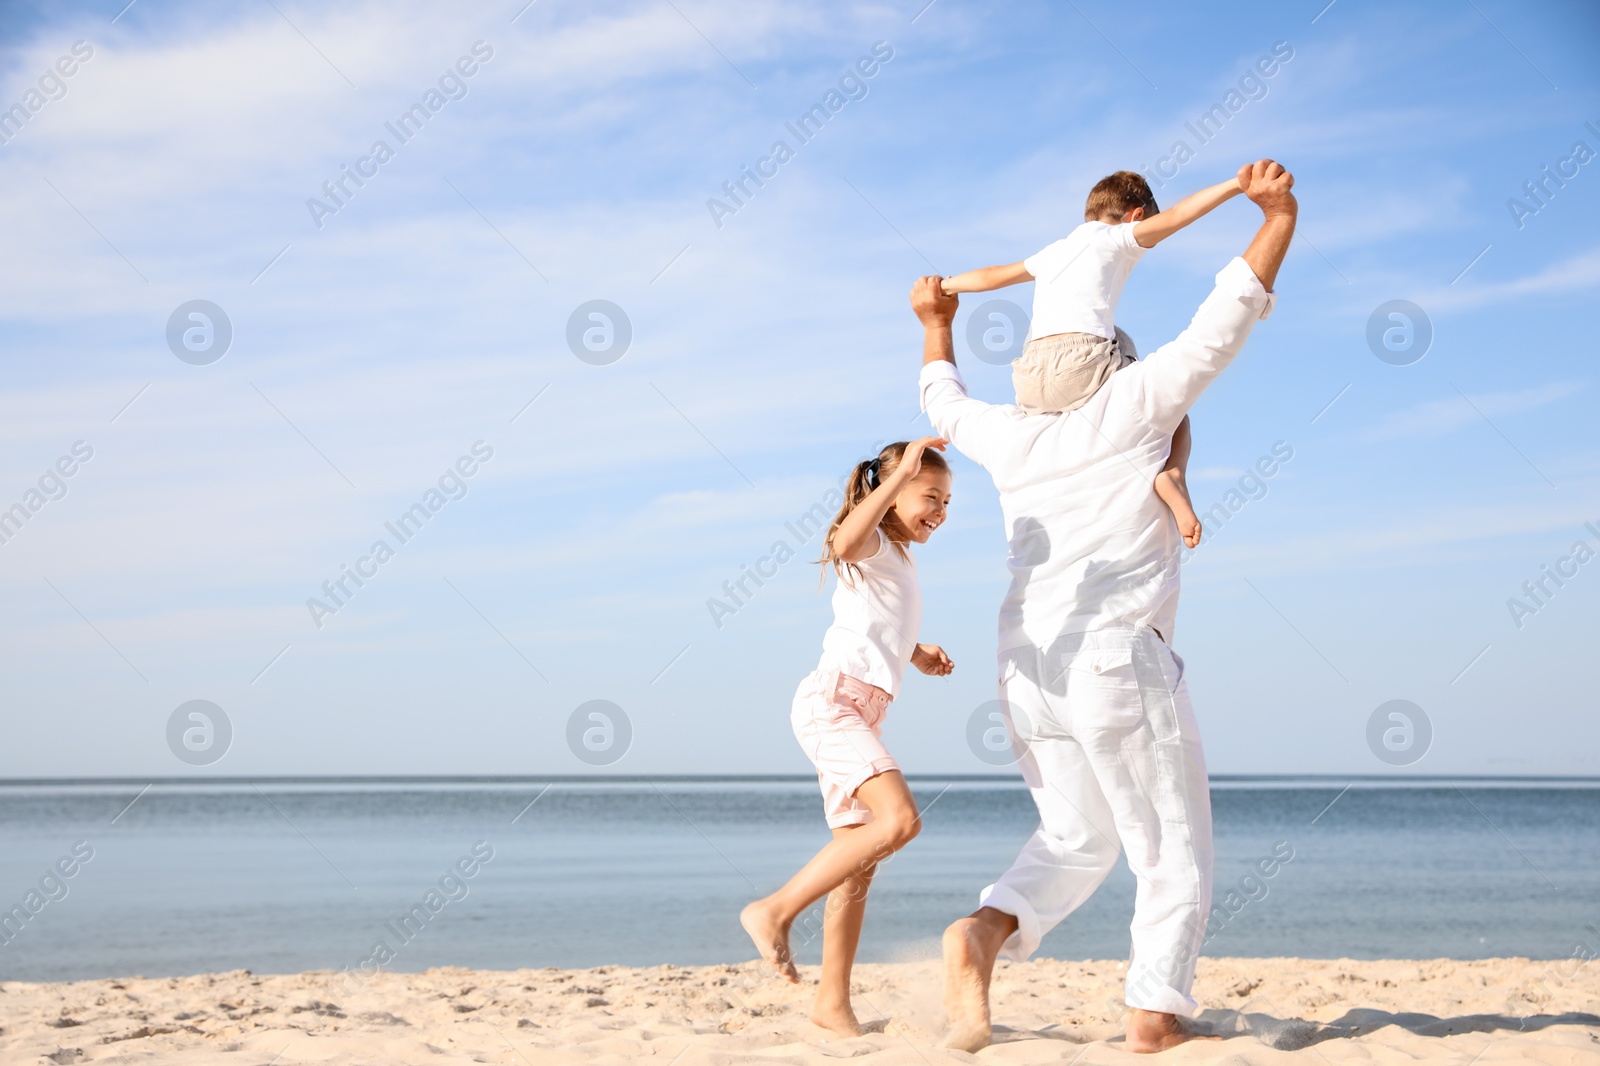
[0, 0, 1596, 779]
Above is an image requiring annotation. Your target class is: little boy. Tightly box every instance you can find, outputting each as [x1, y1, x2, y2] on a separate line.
[941, 171, 1242, 547]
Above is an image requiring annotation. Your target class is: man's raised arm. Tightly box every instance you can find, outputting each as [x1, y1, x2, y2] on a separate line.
[911, 276, 1013, 471]
[1131, 159, 1298, 436]
[912, 276, 959, 366]
[1239, 159, 1297, 290]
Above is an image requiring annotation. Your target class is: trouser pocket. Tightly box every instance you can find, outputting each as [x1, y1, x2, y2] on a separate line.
[1062, 646, 1142, 729]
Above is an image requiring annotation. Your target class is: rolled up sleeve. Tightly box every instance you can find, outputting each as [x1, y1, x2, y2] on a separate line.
[920, 361, 1013, 472]
[1126, 256, 1277, 435]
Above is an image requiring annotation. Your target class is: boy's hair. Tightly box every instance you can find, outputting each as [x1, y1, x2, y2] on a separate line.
[1085, 171, 1160, 222]
[818, 441, 950, 584]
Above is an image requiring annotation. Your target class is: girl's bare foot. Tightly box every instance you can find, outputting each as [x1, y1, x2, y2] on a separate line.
[808, 998, 862, 1038]
[1125, 1008, 1220, 1053]
[739, 900, 799, 983]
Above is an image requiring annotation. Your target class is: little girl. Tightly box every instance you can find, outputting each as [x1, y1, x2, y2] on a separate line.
[740, 436, 955, 1037]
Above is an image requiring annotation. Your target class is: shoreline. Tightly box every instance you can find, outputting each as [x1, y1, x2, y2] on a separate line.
[9, 956, 1597, 1064]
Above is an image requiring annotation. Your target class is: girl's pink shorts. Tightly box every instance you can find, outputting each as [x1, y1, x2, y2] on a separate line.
[790, 668, 898, 828]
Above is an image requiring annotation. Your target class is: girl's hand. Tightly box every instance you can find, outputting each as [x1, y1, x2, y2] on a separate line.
[912, 643, 954, 676]
[896, 436, 948, 484]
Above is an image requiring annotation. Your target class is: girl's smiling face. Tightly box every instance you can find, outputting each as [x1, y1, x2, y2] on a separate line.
[887, 469, 952, 544]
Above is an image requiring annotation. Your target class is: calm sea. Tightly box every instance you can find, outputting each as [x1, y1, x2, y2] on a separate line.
[0, 778, 1595, 982]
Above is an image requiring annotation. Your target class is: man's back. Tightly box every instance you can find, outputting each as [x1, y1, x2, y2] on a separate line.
[920, 359, 1180, 649]
[919, 256, 1278, 650]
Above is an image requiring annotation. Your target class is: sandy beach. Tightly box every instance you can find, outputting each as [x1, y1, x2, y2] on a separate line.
[7, 956, 1596, 1064]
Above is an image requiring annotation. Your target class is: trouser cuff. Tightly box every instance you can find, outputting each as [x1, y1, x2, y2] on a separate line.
[977, 881, 1041, 961]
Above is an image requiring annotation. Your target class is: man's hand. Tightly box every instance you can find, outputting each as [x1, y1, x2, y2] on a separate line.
[912, 643, 954, 676]
[1237, 159, 1296, 218]
[911, 275, 958, 327]
[1236, 159, 1297, 290]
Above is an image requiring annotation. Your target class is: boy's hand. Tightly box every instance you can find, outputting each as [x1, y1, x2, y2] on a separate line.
[912, 643, 954, 676]
[911, 275, 958, 326]
[1237, 159, 1296, 218]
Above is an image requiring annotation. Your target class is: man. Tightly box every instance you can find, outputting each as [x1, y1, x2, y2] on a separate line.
[910, 159, 1297, 1053]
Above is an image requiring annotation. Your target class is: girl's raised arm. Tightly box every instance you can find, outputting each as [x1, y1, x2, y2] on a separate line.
[830, 437, 946, 563]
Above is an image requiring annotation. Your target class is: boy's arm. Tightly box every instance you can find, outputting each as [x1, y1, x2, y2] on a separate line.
[941, 261, 1032, 295]
[1131, 176, 1243, 249]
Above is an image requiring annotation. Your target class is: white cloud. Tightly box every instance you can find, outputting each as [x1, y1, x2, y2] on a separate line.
[1357, 381, 1584, 442]
[1186, 488, 1600, 587]
[1424, 248, 1600, 311]
[1191, 466, 1247, 482]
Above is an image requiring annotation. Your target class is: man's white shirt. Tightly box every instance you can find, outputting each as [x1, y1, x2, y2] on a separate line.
[920, 256, 1276, 654]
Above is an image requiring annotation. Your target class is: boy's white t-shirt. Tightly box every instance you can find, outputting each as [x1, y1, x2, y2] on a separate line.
[1023, 221, 1147, 342]
[817, 529, 921, 699]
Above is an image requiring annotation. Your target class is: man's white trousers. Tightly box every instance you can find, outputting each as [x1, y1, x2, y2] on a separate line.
[980, 622, 1213, 1017]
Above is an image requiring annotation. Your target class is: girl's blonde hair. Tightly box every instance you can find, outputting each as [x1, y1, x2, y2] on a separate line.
[818, 441, 950, 584]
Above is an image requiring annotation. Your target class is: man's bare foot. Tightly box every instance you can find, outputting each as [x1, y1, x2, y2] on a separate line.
[939, 914, 1003, 1052]
[739, 900, 799, 983]
[1125, 1008, 1221, 1053]
[808, 998, 862, 1038]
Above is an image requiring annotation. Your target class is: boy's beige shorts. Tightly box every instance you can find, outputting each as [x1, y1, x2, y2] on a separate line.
[1012, 327, 1137, 415]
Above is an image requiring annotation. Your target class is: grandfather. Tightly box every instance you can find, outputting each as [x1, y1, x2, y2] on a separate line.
[911, 160, 1297, 1053]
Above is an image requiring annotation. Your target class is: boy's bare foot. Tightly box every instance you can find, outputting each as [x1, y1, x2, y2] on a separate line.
[808, 999, 863, 1038]
[1154, 471, 1202, 548]
[739, 900, 799, 983]
[1125, 1008, 1221, 1053]
[1174, 504, 1202, 549]
[939, 912, 1006, 1052]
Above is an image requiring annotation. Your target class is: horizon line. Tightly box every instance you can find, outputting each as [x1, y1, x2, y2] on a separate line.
[0, 772, 1596, 787]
